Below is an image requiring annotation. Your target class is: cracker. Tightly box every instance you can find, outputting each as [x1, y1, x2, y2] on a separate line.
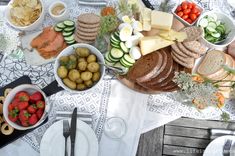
[74, 35, 95, 44]
[76, 31, 98, 38]
[77, 22, 100, 29]
[77, 13, 100, 24]
[76, 33, 97, 41]
[76, 26, 99, 33]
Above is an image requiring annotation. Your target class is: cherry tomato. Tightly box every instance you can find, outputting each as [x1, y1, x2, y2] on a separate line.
[191, 8, 199, 14]
[183, 9, 191, 15]
[176, 6, 182, 12]
[196, 11, 201, 16]
[186, 18, 193, 24]
[182, 14, 189, 20]
[182, 2, 188, 10]
[191, 3, 196, 8]
[188, 3, 193, 9]
[177, 11, 184, 17]
[190, 13, 197, 21]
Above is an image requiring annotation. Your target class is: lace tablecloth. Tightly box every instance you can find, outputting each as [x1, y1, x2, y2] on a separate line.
[1, 0, 235, 153]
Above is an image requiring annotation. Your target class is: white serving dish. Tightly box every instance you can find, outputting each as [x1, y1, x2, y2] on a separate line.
[172, 0, 204, 26]
[3, 84, 49, 130]
[54, 43, 105, 93]
[48, 1, 69, 22]
[5, 0, 45, 31]
[196, 11, 235, 50]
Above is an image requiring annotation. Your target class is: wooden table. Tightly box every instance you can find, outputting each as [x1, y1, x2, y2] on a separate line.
[137, 117, 235, 156]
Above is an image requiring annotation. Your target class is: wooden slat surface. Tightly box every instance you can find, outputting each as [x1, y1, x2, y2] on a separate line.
[137, 117, 235, 156]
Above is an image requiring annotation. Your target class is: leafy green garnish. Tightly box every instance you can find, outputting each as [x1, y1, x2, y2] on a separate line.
[98, 15, 119, 37]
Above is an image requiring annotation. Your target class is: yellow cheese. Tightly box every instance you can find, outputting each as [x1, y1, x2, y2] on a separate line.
[151, 11, 173, 31]
[159, 29, 187, 42]
[140, 36, 174, 55]
[139, 8, 152, 31]
[143, 21, 151, 31]
[142, 8, 151, 21]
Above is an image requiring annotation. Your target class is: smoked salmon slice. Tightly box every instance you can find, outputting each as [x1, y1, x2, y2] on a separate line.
[38, 33, 64, 52]
[31, 26, 57, 49]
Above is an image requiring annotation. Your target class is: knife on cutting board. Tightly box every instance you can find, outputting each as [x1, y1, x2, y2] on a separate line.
[70, 108, 77, 156]
[142, 0, 154, 10]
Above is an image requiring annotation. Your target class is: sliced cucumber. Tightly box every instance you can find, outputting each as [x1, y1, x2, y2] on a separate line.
[210, 14, 217, 21]
[66, 40, 76, 45]
[108, 53, 120, 62]
[63, 20, 75, 27]
[216, 26, 225, 34]
[63, 31, 74, 37]
[56, 22, 66, 29]
[114, 32, 120, 40]
[120, 42, 129, 53]
[120, 58, 132, 67]
[206, 27, 216, 32]
[208, 22, 217, 29]
[199, 18, 208, 28]
[216, 21, 221, 26]
[54, 26, 63, 32]
[205, 35, 215, 42]
[111, 33, 121, 43]
[105, 60, 115, 66]
[64, 27, 75, 32]
[123, 54, 135, 64]
[114, 62, 124, 68]
[110, 48, 124, 59]
[211, 32, 221, 38]
[64, 35, 74, 42]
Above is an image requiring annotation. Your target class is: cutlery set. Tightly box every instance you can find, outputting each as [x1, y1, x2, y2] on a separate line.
[63, 108, 77, 156]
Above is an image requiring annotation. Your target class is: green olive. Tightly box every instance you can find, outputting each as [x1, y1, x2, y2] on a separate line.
[63, 78, 76, 90]
[57, 66, 68, 78]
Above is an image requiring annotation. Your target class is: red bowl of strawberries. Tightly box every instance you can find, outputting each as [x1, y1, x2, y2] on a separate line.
[3, 84, 48, 130]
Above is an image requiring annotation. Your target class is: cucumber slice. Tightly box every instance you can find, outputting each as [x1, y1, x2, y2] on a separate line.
[64, 35, 75, 42]
[63, 31, 74, 37]
[108, 53, 120, 62]
[210, 14, 217, 21]
[110, 48, 124, 59]
[63, 20, 75, 27]
[111, 33, 121, 43]
[114, 62, 124, 68]
[56, 22, 66, 29]
[216, 21, 221, 26]
[114, 32, 120, 40]
[206, 27, 216, 32]
[199, 18, 208, 28]
[54, 27, 63, 32]
[216, 25, 225, 34]
[105, 60, 115, 66]
[64, 27, 75, 32]
[123, 54, 135, 64]
[105, 52, 113, 62]
[120, 42, 129, 53]
[66, 40, 76, 45]
[110, 42, 120, 48]
[205, 35, 216, 42]
[120, 57, 133, 67]
[207, 16, 215, 22]
[211, 32, 221, 38]
[208, 22, 217, 29]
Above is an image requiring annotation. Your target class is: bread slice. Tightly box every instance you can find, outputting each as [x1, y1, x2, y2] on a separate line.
[197, 50, 226, 79]
[171, 51, 194, 69]
[177, 42, 200, 59]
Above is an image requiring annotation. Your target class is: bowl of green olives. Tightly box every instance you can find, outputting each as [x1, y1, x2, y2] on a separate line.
[54, 43, 105, 92]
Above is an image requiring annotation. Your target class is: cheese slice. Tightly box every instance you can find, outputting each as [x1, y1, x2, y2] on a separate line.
[151, 11, 173, 31]
[140, 36, 174, 55]
[159, 29, 187, 42]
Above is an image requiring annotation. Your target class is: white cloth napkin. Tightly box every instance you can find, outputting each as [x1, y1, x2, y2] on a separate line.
[99, 80, 149, 156]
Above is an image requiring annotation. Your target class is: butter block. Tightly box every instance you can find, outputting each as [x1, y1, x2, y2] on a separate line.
[140, 35, 174, 55]
[151, 11, 173, 31]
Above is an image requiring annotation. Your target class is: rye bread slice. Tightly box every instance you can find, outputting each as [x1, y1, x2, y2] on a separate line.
[77, 13, 100, 24]
[181, 26, 203, 42]
[76, 26, 99, 33]
[74, 35, 94, 44]
[127, 51, 163, 82]
[171, 51, 195, 69]
[140, 48, 174, 87]
[177, 42, 200, 59]
[77, 31, 98, 37]
[77, 22, 100, 29]
[76, 33, 97, 41]
[183, 41, 207, 54]
[171, 44, 188, 58]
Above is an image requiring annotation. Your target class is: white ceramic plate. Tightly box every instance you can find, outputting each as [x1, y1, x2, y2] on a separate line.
[203, 135, 235, 156]
[40, 119, 98, 156]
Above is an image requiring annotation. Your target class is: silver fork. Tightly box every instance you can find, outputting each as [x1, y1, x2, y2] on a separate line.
[223, 139, 232, 156]
[63, 120, 70, 156]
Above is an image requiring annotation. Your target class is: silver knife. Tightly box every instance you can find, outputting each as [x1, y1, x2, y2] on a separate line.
[70, 108, 77, 156]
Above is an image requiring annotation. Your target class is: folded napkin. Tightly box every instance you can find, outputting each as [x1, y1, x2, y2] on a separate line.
[56, 111, 92, 126]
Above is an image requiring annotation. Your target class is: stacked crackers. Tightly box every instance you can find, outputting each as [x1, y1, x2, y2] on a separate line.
[75, 13, 100, 44]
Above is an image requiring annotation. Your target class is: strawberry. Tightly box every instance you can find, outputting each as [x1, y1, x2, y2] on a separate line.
[27, 104, 37, 114]
[21, 120, 29, 127]
[30, 92, 43, 102]
[8, 110, 18, 122]
[16, 91, 30, 102]
[28, 114, 38, 125]
[19, 110, 30, 122]
[18, 101, 29, 110]
[36, 109, 44, 119]
[36, 101, 45, 109]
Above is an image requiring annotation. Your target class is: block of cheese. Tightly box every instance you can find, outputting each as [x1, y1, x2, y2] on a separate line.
[151, 11, 173, 31]
[140, 36, 174, 55]
[159, 29, 187, 42]
[143, 21, 151, 31]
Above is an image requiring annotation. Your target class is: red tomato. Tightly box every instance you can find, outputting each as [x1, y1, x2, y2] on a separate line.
[190, 13, 197, 21]
[191, 8, 199, 14]
[177, 11, 184, 17]
[188, 3, 193, 9]
[176, 6, 182, 12]
[182, 14, 189, 20]
[196, 11, 201, 16]
[186, 18, 193, 24]
[192, 3, 196, 8]
[182, 2, 188, 10]
[183, 9, 191, 15]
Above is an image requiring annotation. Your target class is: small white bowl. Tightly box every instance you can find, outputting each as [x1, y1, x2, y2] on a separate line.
[49, 1, 69, 22]
[172, 0, 204, 26]
[5, 0, 45, 31]
[3, 84, 49, 130]
[196, 11, 235, 50]
[54, 43, 105, 93]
